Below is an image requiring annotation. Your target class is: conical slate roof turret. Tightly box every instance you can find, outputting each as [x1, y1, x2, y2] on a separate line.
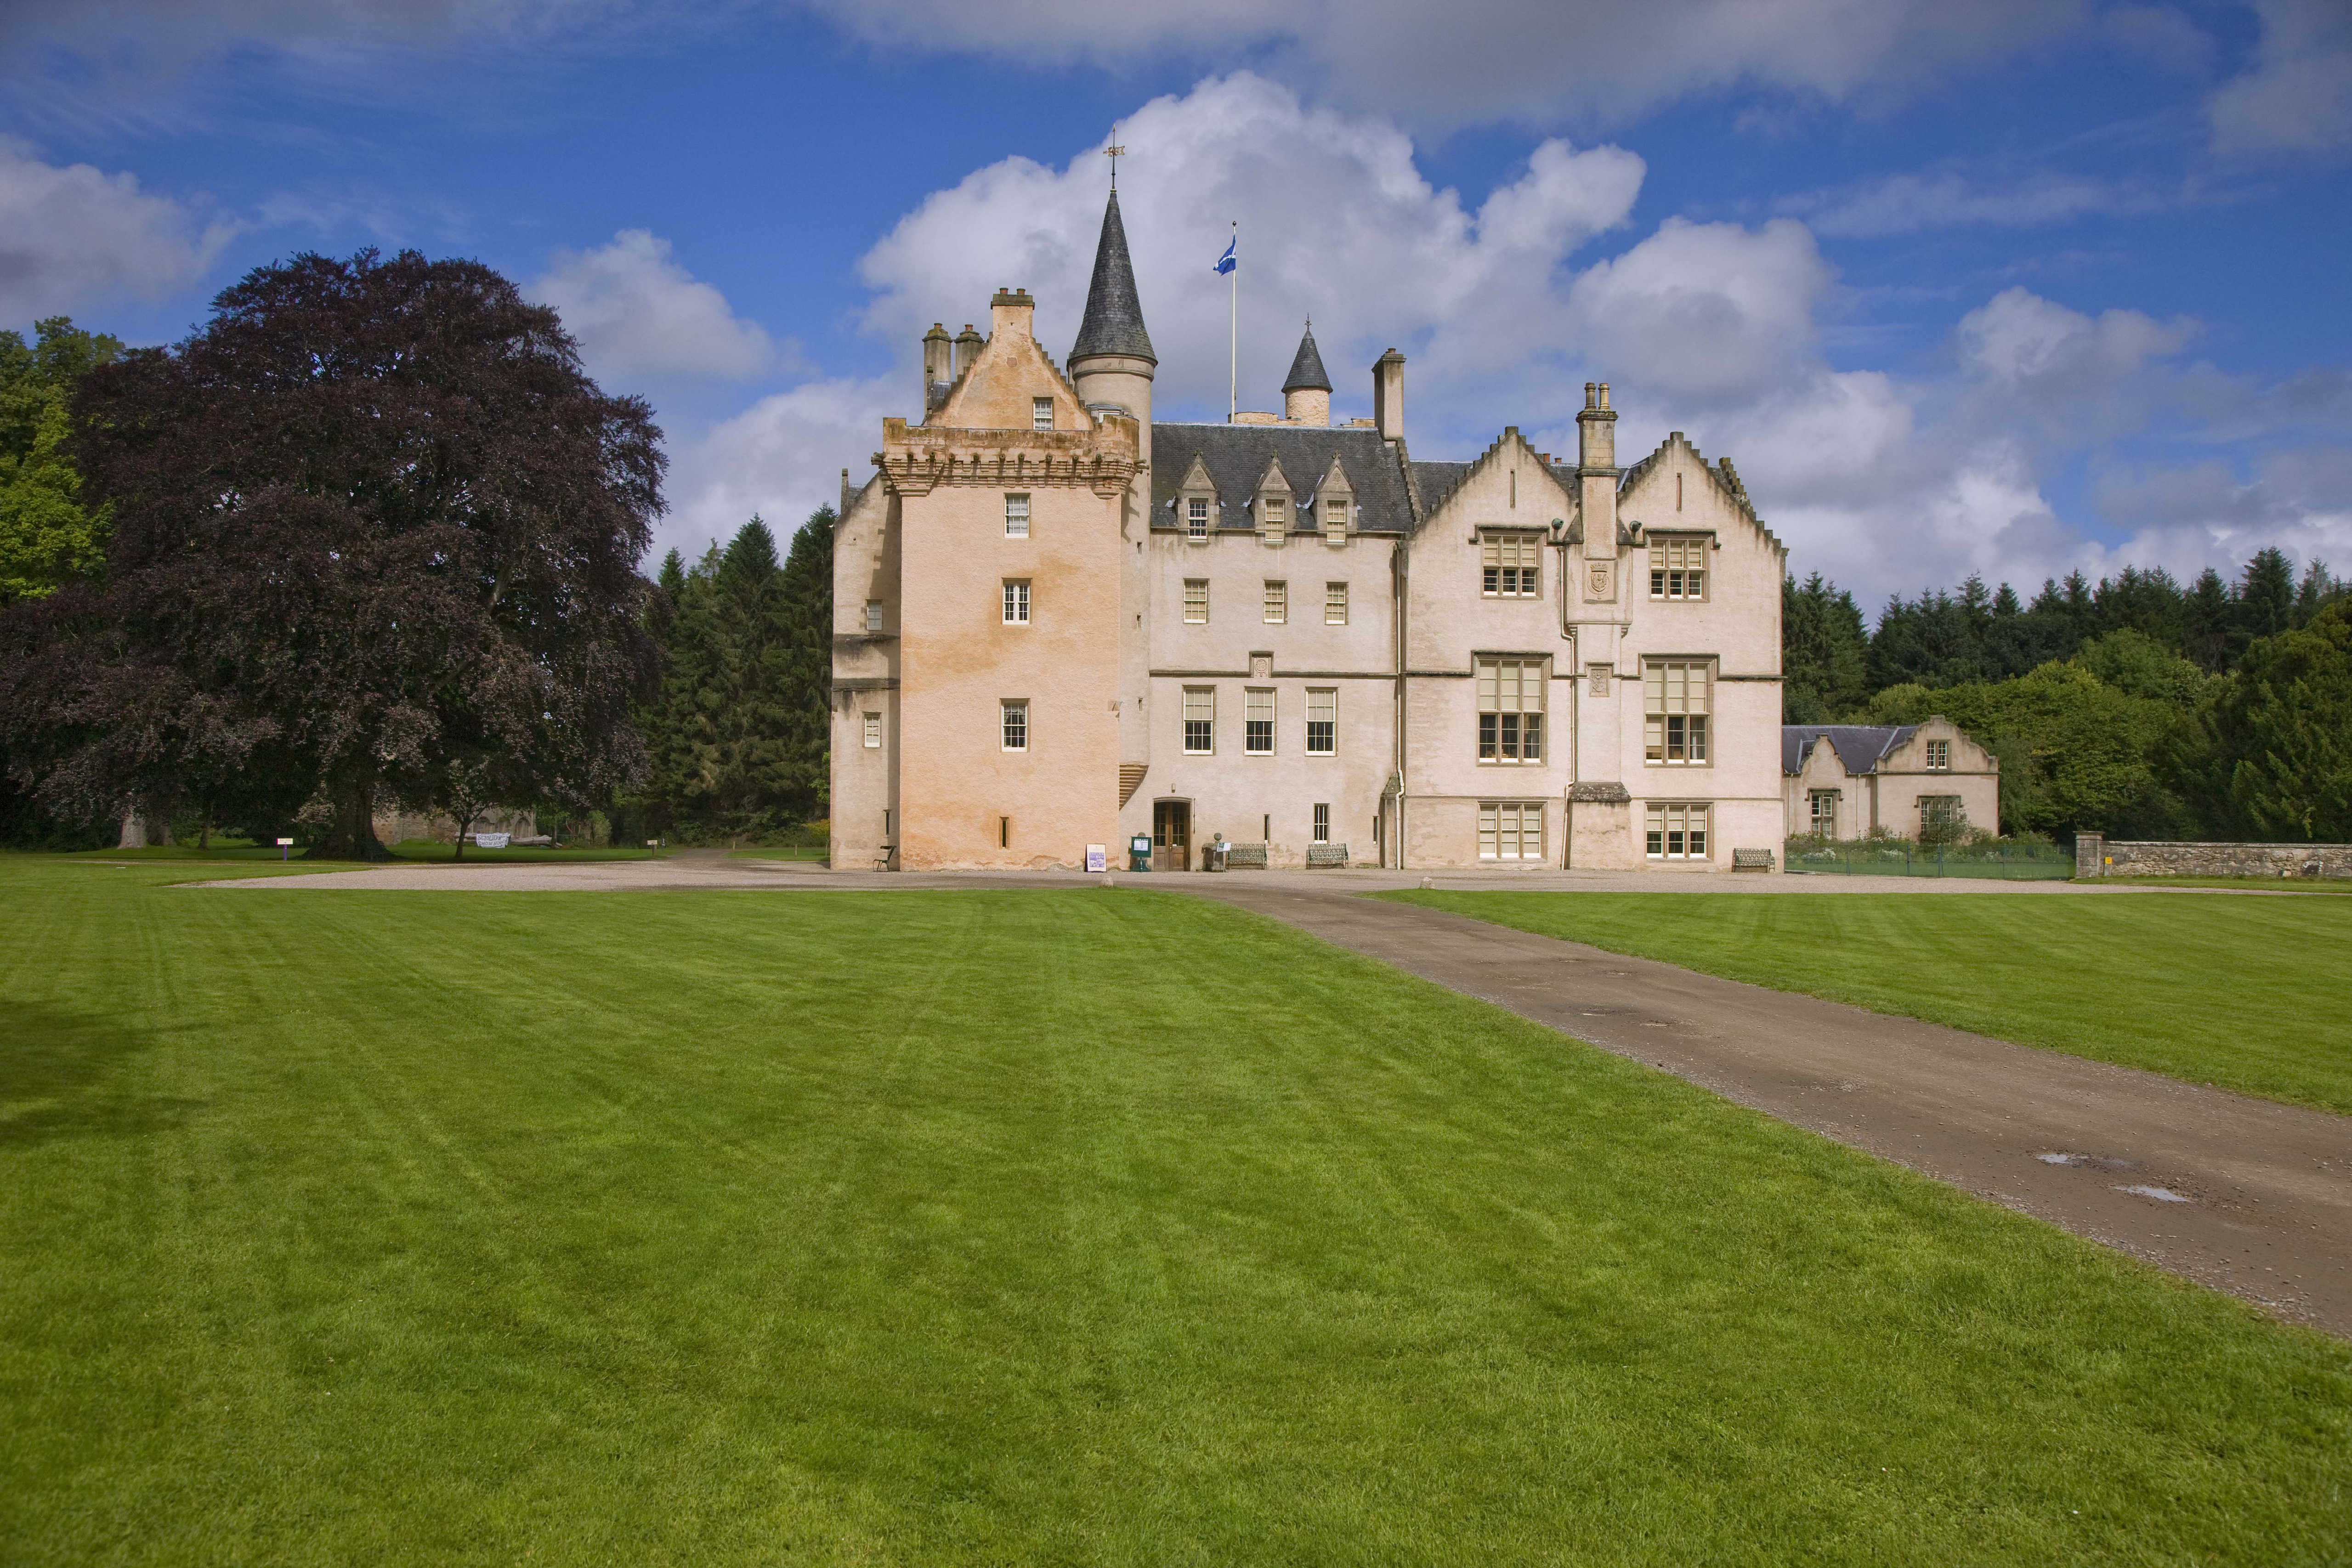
[1282, 321, 1331, 393]
[1069, 190, 1156, 366]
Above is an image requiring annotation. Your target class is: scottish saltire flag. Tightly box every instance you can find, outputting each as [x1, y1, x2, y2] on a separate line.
[1213, 236, 1236, 275]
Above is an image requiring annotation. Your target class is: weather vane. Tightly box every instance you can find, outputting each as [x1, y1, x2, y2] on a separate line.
[1105, 125, 1125, 190]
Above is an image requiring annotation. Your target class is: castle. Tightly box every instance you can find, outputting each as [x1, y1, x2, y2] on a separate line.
[830, 189, 1787, 871]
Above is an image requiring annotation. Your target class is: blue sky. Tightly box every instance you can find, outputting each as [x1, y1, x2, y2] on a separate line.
[4, 0, 2348, 609]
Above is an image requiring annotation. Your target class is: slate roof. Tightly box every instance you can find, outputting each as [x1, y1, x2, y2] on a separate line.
[1069, 191, 1156, 366]
[1282, 324, 1332, 392]
[1782, 724, 1918, 776]
[1409, 460, 1473, 514]
[1151, 423, 1413, 534]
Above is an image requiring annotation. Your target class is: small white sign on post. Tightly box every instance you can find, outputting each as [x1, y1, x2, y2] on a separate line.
[276, 837, 293, 861]
[1085, 844, 1107, 873]
[474, 832, 510, 849]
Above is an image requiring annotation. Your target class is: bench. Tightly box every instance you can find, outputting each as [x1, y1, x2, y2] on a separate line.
[1306, 843, 1349, 869]
[873, 841, 896, 872]
[1731, 847, 1774, 873]
[1223, 843, 1269, 869]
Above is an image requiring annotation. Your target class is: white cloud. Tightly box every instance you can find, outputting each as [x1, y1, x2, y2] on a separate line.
[1562, 218, 1830, 405]
[854, 73, 1641, 421]
[663, 374, 899, 560]
[1785, 170, 2159, 237]
[799, 0, 2083, 129]
[1955, 286, 2193, 390]
[2209, 0, 2352, 156]
[528, 229, 780, 384]
[7, 0, 2089, 131]
[0, 137, 234, 323]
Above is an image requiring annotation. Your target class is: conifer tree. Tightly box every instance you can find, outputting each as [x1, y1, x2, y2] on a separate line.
[1781, 573, 1869, 720]
[2171, 601, 2352, 841]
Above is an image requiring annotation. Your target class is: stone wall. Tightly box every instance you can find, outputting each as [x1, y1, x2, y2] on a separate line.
[372, 806, 536, 846]
[2075, 833, 2352, 879]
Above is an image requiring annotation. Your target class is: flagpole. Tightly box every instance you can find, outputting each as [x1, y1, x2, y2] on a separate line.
[1228, 220, 1237, 423]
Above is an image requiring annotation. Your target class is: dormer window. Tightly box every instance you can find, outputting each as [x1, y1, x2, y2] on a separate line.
[1262, 496, 1287, 539]
[1187, 497, 1209, 542]
[1323, 498, 1349, 542]
[1032, 397, 1054, 431]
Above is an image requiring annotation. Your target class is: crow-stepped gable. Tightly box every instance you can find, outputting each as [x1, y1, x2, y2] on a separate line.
[832, 188, 1787, 872]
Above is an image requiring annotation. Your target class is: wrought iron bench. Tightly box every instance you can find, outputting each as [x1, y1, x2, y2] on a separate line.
[1731, 848, 1774, 873]
[1306, 843, 1349, 869]
[1224, 842, 1269, 870]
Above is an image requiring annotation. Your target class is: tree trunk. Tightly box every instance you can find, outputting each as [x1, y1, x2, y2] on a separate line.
[118, 811, 147, 849]
[314, 776, 383, 860]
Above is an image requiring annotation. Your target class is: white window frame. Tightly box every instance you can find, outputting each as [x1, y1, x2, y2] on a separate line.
[862, 712, 881, 749]
[1312, 803, 1331, 843]
[1477, 657, 1546, 764]
[863, 600, 883, 633]
[1002, 578, 1030, 625]
[1187, 497, 1210, 542]
[1183, 578, 1208, 624]
[1645, 802, 1711, 860]
[1926, 739, 1952, 771]
[1478, 801, 1545, 861]
[1306, 688, 1336, 756]
[1323, 497, 1349, 543]
[1264, 580, 1287, 624]
[1245, 688, 1275, 755]
[1325, 582, 1348, 625]
[1648, 535, 1707, 601]
[1481, 532, 1542, 598]
[1183, 687, 1215, 754]
[1643, 660, 1712, 766]
[1031, 397, 1054, 432]
[1808, 789, 1837, 837]
[1000, 699, 1029, 753]
[1004, 492, 1030, 538]
[1260, 495, 1287, 542]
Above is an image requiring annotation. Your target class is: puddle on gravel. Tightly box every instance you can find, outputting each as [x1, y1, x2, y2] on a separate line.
[2035, 1151, 2142, 1172]
[2118, 1184, 2194, 1204]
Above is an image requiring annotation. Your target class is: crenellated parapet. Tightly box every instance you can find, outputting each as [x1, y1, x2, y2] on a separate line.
[874, 417, 1139, 499]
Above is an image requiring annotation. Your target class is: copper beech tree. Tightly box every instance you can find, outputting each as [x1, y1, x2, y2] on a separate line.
[0, 249, 664, 855]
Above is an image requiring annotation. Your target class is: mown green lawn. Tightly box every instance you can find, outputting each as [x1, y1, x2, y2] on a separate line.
[4, 861, 2348, 1564]
[1382, 889, 2352, 1113]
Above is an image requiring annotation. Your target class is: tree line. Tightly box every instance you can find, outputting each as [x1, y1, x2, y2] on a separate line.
[2, 246, 2346, 855]
[1786, 559, 2352, 842]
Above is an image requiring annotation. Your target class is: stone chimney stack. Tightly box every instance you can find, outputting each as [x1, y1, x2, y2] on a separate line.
[922, 323, 951, 417]
[989, 288, 1034, 343]
[953, 323, 984, 381]
[1372, 349, 1405, 442]
[1577, 380, 1617, 471]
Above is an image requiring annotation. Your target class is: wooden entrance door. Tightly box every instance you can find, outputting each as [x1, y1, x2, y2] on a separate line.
[1152, 800, 1190, 872]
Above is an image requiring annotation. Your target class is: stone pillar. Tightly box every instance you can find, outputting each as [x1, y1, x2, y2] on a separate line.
[2075, 832, 2103, 878]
